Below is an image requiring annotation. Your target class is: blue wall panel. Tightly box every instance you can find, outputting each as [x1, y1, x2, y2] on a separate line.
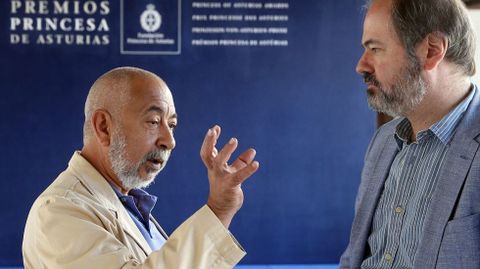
[0, 0, 372, 266]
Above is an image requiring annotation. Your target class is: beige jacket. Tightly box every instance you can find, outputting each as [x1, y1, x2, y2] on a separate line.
[22, 152, 245, 269]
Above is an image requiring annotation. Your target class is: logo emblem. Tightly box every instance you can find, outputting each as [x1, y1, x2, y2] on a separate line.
[140, 4, 162, 32]
[121, 0, 181, 55]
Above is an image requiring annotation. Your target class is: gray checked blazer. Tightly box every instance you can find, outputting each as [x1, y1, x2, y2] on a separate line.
[340, 87, 480, 269]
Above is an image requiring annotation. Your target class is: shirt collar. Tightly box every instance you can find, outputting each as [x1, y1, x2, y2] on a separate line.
[394, 84, 476, 148]
[109, 183, 158, 227]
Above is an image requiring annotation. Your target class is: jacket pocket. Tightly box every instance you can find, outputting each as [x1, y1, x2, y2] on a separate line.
[436, 213, 480, 269]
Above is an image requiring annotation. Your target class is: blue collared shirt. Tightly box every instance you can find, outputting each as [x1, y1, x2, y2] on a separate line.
[361, 86, 476, 269]
[110, 185, 166, 251]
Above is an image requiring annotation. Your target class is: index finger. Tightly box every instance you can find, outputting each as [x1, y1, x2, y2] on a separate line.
[200, 125, 221, 168]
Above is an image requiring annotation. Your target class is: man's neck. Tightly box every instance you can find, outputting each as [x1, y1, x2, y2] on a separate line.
[80, 145, 130, 195]
[406, 76, 471, 142]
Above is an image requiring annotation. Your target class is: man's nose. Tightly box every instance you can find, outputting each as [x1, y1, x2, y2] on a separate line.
[356, 52, 373, 75]
[156, 124, 176, 150]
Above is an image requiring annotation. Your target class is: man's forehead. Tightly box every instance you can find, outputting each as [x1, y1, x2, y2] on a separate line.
[140, 93, 176, 117]
[368, 0, 392, 11]
[362, 0, 396, 42]
[126, 76, 176, 116]
[364, 1, 391, 25]
[144, 102, 177, 118]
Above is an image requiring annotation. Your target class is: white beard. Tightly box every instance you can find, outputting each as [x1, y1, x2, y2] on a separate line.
[108, 128, 170, 190]
[367, 61, 427, 117]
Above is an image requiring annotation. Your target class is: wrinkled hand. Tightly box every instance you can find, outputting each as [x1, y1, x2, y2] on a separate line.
[200, 125, 259, 228]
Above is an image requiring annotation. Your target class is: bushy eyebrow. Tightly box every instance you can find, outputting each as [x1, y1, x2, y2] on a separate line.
[362, 39, 384, 48]
[144, 105, 177, 120]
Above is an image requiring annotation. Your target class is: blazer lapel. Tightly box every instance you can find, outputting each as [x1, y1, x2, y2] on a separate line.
[69, 153, 153, 256]
[415, 88, 480, 269]
[150, 216, 169, 240]
[350, 133, 399, 268]
[114, 206, 153, 255]
[414, 135, 479, 268]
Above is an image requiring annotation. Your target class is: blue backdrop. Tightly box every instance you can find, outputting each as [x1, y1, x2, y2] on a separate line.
[0, 0, 372, 266]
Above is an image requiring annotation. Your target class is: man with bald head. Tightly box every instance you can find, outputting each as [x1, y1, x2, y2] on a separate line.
[22, 67, 259, 269]
[341, 0, 480, 268]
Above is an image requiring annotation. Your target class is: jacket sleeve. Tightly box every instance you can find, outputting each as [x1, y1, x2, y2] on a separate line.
[22, 195, 245, 269]
[338, 124, 387, 269]
[338, 245, 351, 269]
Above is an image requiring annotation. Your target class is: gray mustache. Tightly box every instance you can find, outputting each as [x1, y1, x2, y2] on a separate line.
[144, 150, 170, 163]
[363, 73, 381, 88]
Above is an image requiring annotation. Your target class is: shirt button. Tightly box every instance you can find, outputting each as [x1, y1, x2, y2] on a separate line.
[385, 253, 393, 261]
[395, 206, 404, 213]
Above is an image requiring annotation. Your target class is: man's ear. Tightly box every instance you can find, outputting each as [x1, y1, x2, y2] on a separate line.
[419, 32, 448, 71]
[91, 109, 113, 147]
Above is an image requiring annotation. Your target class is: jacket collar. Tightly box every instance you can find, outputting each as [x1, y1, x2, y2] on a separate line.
[351, 84, 480, 268]
[414, 85, 480, 268]
[67, 151, 153, 255]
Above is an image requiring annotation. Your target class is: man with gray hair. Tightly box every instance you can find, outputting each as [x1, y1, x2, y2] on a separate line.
[341, 0, 480, 268]
[22, 67, 259, 268]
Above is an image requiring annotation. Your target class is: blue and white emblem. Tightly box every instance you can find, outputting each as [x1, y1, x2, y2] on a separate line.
[140, 4, 162, 32]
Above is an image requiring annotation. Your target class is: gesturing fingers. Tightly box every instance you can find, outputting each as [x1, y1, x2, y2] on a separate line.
[200, 125, 221, 168]
[202, 126, 259, 228]
[231, 160, 260, 186]
[201, 126, 259, 186]
[215, 138, 238, 166]
[211, 125, 221, 147]
[231, 148, 256, 170]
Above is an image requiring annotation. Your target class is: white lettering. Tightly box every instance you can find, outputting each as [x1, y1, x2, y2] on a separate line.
[10, 17, 21, 30]
[65, 34, 74, 44]
[102, 35, 109, 44]
[35, 17, 42, 30]
[233, 2, 263, 9]
[36, 34, 109, 45]
[10, 34, 20, 44]
[45, 18, 57, 31]
[92, 35, 103, 45]
[83, 1, 97, 15]
[192, 2, 221, 8]
[24, 17, 33, 30]
[264, 3, 289, 9]
[97, 18, 109, 31]
[73, 1, 80, 14]
[74, 18, 84, 31]
[38, 1, 49, 14]
[10, 33, 29, 44]
[86, 18, 96, 31]
[11, 17, 110, 32]
[192, 39, 219, 45]
[60, 18, 72, 31]
[100, 1, 110, 15]
[54, 34, 63, 43]
[53, 1, 69, 14]
[25, 0, 35, 14]
[192, 15, 207, 21]
[11, 1, 22, 14]
[36, 34, 47, 44]
[11, 0, 113, 15]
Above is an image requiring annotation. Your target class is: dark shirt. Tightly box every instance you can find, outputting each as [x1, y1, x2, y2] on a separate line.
[110, 185, 166, 251]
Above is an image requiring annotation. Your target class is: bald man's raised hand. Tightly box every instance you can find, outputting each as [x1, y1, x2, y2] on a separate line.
[200, 125, 259, 228]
